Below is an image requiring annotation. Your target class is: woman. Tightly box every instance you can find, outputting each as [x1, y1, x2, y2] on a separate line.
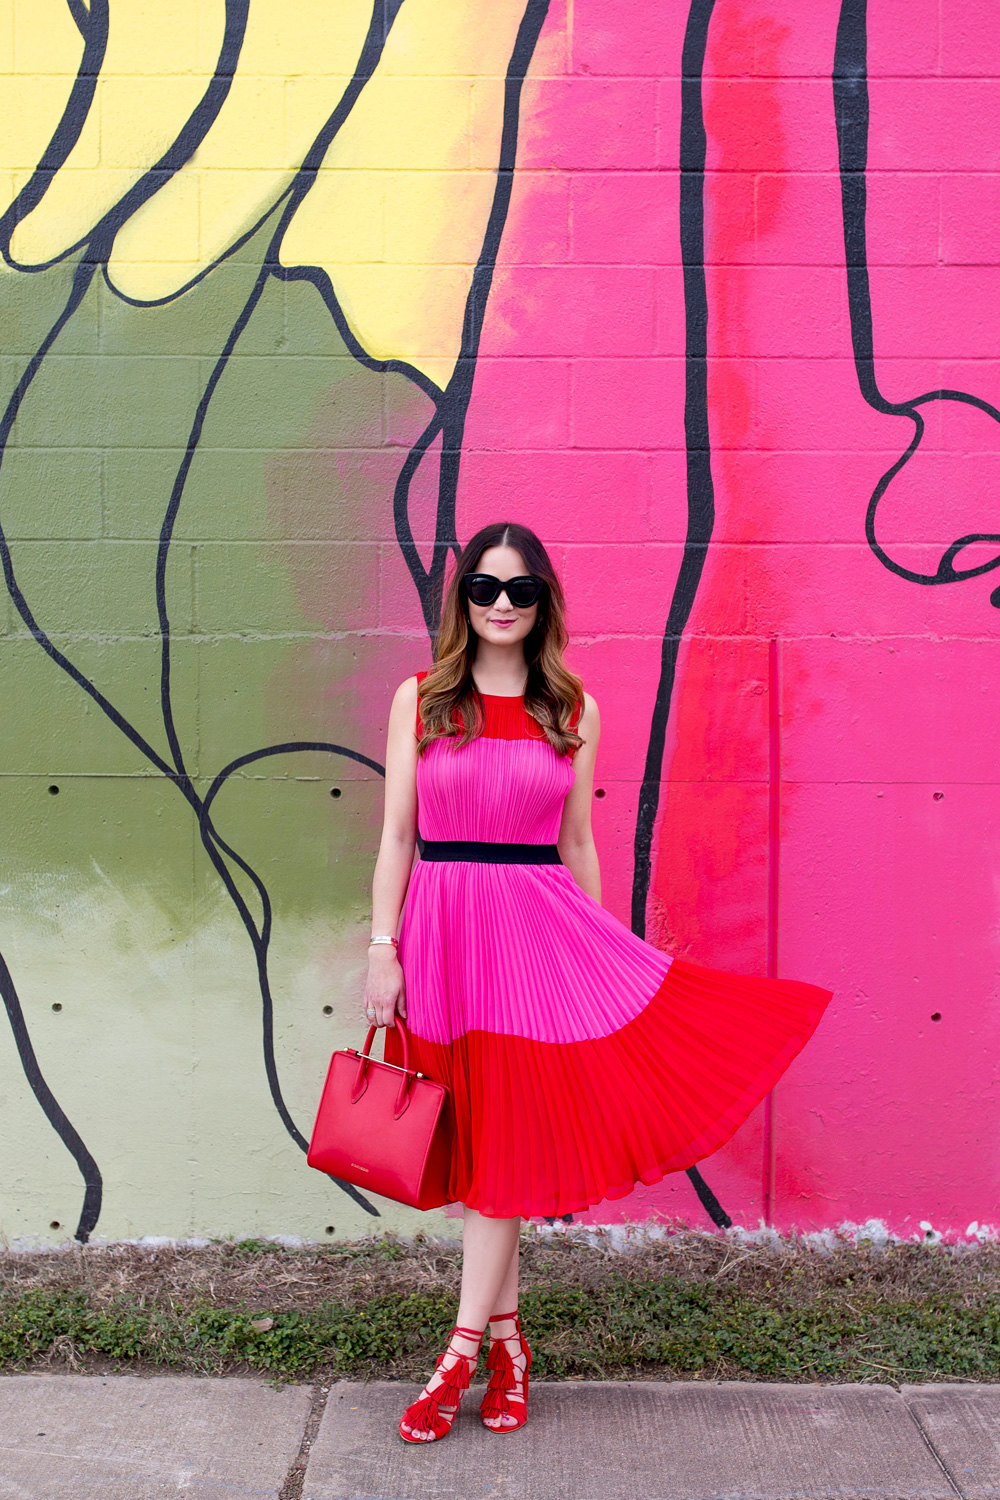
[364, 521, 831, 1443]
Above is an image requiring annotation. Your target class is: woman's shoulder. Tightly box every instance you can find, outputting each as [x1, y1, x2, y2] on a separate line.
[574, 689, 599, 740]
[393, 673, 428, 739]
[390, 675, 421, 720]
[395, 670, 430, 696]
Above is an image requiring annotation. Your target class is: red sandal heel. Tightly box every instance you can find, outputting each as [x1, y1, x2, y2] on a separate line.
[399, 1325, 483, 1444]
[481, 1310, 531, 1434]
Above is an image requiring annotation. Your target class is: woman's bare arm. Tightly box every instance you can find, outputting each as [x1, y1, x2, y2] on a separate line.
[364, 675, 419, 1026]
[556, 692, 601, 904]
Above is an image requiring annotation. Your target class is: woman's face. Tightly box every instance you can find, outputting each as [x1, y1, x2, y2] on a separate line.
[465, 545, 540, 650]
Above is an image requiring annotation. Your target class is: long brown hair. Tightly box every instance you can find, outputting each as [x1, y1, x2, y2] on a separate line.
[417, 522, 584, 758]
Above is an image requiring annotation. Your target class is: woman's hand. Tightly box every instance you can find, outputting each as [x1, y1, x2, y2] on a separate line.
[363, 946, 407, 1029]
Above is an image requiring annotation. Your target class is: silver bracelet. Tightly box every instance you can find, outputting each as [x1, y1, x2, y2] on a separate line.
[368, 935, 397, 947]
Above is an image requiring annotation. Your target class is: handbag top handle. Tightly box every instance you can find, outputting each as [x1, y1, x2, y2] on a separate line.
[351, 1017, 416, 1119]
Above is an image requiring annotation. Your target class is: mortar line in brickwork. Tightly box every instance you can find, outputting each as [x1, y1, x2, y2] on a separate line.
[763, 636, 781, 1227]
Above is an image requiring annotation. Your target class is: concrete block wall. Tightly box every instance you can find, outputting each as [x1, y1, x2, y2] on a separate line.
[0, 0, 996, 1244]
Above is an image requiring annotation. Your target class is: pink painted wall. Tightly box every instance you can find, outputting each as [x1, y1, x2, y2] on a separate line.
[459, 0, 1000, 1236]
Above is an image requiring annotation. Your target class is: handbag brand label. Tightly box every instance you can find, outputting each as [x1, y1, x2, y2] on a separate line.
[350, 1163, 369, 1171]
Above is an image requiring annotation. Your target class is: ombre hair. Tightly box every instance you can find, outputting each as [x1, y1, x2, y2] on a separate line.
[417, 522, 584, 758]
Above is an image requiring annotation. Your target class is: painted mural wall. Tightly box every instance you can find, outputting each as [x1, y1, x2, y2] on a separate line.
[1, 0, 997, 1246]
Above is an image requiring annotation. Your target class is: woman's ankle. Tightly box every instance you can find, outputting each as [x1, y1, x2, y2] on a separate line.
[447, 1331, 482, 1359]
[488, 1318, 519, 1341]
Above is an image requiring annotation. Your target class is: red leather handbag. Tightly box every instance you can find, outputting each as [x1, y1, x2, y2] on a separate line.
[307, 1018, 453, 1211]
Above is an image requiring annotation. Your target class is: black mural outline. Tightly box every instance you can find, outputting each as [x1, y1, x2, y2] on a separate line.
[104, 195, 292, 312]
[200, 743, 385, 1150]
[834, 0, 1000, 598]
[426, 0, 555, 629]
[0, 947, 102, 1240]
[277, 0, 553, 633]
[199, 745, 386, 1218]
[631, 0, 716, 938]
[0, 0, 110, 264]
[65, 0, 89, 41]
[0, 0, 411, 1233]
[627, 0, 731, 1232]
[1, 1, 250, 275]
[0, 259, 160, 1242]
[98, 6, 407, 310]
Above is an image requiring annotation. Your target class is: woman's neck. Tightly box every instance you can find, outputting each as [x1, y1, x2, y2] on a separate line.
[470, 642, 528, 697]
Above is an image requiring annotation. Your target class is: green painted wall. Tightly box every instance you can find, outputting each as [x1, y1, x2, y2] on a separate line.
[0, 159, 452, 1241]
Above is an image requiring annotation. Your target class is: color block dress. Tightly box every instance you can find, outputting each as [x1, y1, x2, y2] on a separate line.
[389, 672, 831, 1219]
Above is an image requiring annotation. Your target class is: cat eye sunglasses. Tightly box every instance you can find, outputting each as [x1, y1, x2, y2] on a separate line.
[462, 573, 547, 609]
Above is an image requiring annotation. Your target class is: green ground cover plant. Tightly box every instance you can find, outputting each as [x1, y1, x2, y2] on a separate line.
[1, 1229, 998, 1384]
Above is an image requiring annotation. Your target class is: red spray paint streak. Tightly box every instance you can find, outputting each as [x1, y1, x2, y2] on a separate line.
[648, 4, 794, 1224]
[763, 635, 780, 1223]
[651, 5, 792, 965]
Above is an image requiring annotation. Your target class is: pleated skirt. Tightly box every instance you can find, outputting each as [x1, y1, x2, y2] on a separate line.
[386, 954, 831, 1220]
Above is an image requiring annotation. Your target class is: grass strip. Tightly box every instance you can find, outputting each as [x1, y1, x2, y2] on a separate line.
[2, 1233, 999, 1384]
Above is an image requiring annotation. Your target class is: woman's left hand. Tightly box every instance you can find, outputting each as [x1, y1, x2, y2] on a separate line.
[363, 946, 407, 1028]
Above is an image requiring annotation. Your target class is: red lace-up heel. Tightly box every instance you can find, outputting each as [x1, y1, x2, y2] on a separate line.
[480, 1310, 531, 1433]
[398, 1325, 483, 1443]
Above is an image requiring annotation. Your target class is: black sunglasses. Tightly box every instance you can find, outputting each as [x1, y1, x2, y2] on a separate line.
[462, 573, 547, 609]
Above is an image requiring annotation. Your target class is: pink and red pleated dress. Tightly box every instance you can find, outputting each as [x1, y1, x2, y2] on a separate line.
[389, 672, 831, 1219]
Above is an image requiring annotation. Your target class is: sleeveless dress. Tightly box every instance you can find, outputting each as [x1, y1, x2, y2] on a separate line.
[388, 672, 832, 1220]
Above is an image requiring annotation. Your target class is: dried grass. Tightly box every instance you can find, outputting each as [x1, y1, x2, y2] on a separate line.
[2, 1227, 998, 1315]
[3, 1230, 999, 1383]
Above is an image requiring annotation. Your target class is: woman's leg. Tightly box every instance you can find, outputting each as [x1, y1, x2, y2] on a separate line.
[467, 1215, 528, 1432]
[456, 1207, 520, 1329]
[400, 1207, 520, 1442]
[489, 1231, 520, 1321]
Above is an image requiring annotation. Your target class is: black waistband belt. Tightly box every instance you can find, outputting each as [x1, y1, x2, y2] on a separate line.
[420, 839, 562, 865]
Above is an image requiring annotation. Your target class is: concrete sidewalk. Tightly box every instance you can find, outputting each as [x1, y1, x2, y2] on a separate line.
[1, 1373, 997, 1499]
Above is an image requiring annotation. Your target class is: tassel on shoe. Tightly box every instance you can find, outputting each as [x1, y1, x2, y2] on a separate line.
[399, 1325, 481, 1444]
[481, 1311, 531, 1434]
[480, 1336, 516, 1421]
